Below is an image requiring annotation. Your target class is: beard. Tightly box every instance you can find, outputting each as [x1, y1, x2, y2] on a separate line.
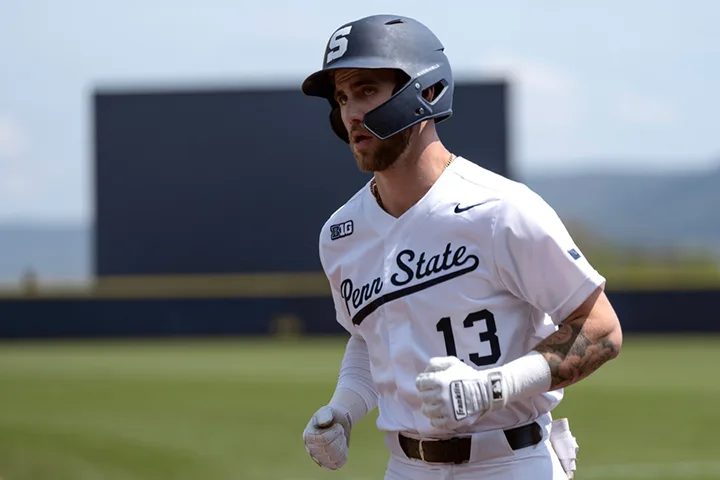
[352, 127, 414, 173]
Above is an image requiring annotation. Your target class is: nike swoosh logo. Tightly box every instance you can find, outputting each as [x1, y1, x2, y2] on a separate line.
[454, 202, 488, 213]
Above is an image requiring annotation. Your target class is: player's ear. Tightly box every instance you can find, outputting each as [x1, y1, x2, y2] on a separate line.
[422, 86, 435, 102]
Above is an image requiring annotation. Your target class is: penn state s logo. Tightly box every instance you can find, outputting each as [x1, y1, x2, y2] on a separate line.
[326, 26, 352, 63]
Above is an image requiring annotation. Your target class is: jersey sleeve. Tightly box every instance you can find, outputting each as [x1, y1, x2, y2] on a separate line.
[319, 227, 361, 337]
[491, 189, 606, 325]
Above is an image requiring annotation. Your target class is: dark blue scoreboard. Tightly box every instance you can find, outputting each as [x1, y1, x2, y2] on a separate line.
[92, 81, 509, 277]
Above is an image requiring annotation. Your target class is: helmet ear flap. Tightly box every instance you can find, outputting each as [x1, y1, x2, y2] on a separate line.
[330, 105, 349, 143]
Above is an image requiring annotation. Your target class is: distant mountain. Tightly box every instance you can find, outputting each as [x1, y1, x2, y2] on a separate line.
[520, 165, 720, 256]
[0, 164, 718, 283]
[0, 224, 90, 283]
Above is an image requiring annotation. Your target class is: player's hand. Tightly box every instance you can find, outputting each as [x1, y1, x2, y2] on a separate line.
[415, 356, 503, 429]
[302, 405, 352, 470]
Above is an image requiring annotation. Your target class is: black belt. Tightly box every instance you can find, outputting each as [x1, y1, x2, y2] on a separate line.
[398, 421, 543, 465]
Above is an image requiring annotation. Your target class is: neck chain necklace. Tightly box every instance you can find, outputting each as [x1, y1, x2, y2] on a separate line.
[370, 152, 457, 212]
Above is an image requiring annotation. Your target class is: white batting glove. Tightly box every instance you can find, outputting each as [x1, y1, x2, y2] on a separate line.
[302, 405, 352, 470]
[415, 352, 552, 430]
[415, 356, 502, 429]
[550, 418, 579, 479]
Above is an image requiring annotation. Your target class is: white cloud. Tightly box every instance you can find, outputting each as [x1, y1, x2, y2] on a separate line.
[0, 114, 81, 221]
[614, 92, 679, 127]
[476, 53, 587, 162]
[480, 53, 583, 129]
[0, 116, 27, 159]
[483, 54, 575, 92]
[0, 115, 38, 209]
[0, 168, 35, 201]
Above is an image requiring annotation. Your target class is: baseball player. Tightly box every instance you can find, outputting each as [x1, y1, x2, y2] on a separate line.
[300, 14, 623, 480]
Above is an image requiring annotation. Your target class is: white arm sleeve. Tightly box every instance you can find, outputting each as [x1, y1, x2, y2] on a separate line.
[492, 189, 606, 324]
[329, 334, 378, 427]
[318, 227, 378, 425]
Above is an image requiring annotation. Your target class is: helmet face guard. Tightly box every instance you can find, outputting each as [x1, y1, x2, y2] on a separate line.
[301, 15, 454, 143]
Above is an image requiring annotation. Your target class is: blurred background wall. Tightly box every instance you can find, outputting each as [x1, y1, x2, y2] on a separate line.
[1, 0, 719, 338]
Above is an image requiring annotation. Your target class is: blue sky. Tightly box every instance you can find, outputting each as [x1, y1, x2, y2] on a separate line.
[1, 0, 718, 223]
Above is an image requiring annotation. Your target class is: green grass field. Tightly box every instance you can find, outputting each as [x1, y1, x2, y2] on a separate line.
[1, 335, 719, 480]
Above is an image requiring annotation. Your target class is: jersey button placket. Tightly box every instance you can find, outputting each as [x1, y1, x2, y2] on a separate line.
[384, 232, 423, 430]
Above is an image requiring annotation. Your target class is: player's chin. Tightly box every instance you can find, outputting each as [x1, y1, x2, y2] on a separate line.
[351, 145, 373, 163]
[353, 153, 377, 172]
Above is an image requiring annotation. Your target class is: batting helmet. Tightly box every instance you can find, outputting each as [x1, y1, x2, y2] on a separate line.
[301, 14, 454, 143]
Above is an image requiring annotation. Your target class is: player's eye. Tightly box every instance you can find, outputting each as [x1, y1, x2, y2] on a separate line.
[336, 94, 347, 105]
[363, 87, 375, 96]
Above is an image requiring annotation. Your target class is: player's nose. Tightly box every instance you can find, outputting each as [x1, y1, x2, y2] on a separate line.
[342, 100, 365, 126]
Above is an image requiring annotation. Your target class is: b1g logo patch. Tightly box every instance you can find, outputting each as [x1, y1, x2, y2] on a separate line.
[330, 220, 354, 241]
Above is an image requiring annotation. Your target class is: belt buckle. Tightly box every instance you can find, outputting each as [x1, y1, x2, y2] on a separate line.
[417, 438, 442, 465]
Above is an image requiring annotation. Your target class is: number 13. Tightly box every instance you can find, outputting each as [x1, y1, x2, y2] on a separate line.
[436, 309, 502, 366]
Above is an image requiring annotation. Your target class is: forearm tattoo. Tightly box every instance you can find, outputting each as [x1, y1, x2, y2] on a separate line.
[534, 318, 620, 390]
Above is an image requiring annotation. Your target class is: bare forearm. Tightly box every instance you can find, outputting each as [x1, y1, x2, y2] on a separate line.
[533, 311, 622, 391]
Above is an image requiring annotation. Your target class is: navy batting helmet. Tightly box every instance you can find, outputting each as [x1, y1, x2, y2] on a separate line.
[301, 14, 454, 143]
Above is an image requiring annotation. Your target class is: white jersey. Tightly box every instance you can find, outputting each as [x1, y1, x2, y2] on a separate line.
[318, 157, 606, 439]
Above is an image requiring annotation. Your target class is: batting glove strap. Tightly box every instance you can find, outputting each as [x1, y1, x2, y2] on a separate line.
[487, 350, 553, 407]
[453, 370, 510, 420]
[328, 386, 369, 432]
